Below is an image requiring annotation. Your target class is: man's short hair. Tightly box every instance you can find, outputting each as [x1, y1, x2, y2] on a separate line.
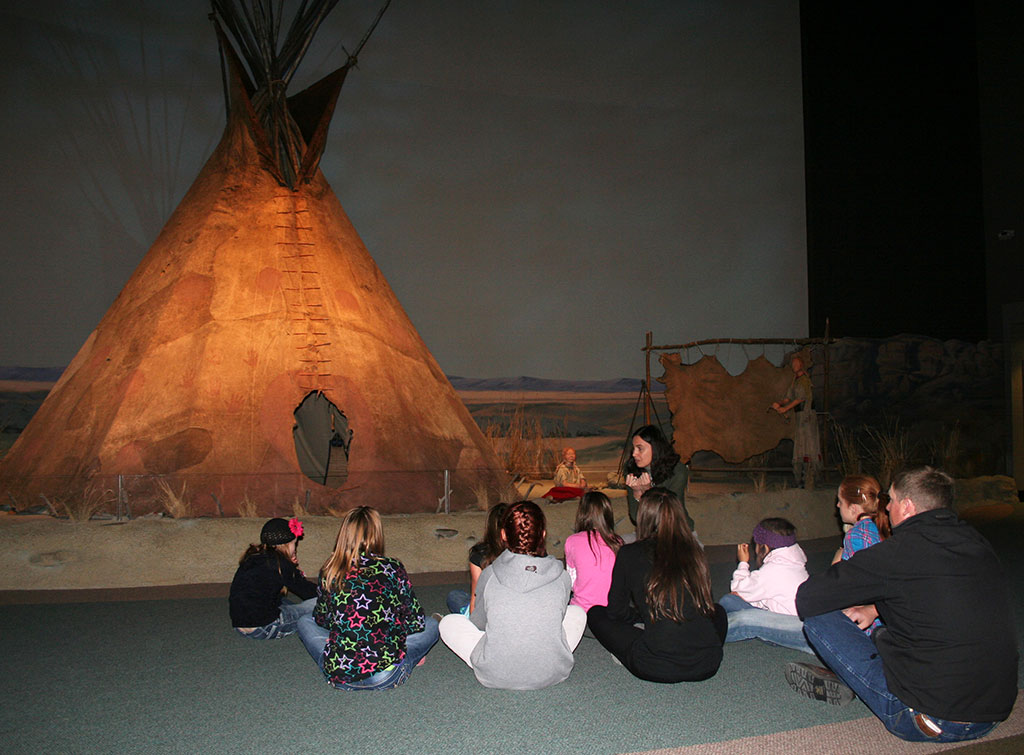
[891, 466, 954, 512]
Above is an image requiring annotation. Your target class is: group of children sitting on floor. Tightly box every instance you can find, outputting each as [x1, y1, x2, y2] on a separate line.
[228, 466, 892, 693]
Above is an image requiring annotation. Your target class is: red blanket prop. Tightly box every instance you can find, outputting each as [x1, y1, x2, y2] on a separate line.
[543, 485, 585, 502]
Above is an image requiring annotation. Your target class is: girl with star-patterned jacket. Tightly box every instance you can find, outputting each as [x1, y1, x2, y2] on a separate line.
[297, 507, 439, 690]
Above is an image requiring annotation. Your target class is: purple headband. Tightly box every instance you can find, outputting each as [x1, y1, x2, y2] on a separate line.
[752, 524, 796, 549]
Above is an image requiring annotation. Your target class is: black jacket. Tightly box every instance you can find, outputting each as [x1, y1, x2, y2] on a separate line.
[604, 541, 723, 683]
[796, 508, 1018, 722]
[229, 551, 318, 627]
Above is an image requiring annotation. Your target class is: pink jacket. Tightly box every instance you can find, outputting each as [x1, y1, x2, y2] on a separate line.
[564, 531, 617, 613]
[730, 543, 808, 615]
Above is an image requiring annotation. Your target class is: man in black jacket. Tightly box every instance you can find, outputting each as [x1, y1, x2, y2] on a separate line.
[790, 466, 1018, 742]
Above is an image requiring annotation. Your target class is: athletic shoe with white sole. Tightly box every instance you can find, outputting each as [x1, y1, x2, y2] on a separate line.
[785, 661, 855, 706]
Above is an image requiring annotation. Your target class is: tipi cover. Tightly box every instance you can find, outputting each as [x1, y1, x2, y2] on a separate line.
[0, 2, 507, 516]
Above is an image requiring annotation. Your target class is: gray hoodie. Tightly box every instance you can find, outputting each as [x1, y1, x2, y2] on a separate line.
[469, 549, 574, 690]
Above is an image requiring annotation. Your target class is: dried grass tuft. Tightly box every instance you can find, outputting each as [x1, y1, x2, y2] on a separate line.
[832, 420, 865, 478]
[470, 481, 491, 510]
[750, 471, 767, 493]
[746, 451, 770, 493]
[156, 479, 192, 518]
[498, 480, 521, 503]
[56, 484, 115, 522]
[236, 495, 259, 518]
[866, 418, 914, 490]
[484, 404, 559, 479]
[929, 421, 961, 477]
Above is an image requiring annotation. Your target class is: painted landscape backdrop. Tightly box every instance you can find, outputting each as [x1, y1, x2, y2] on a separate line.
[1, 333, 1009, 495]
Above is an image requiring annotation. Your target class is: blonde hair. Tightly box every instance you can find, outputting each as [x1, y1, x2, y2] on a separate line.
[320, 506, 384, 590]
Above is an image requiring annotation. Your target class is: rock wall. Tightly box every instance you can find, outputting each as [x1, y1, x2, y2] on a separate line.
[818, 335, 1006, 475]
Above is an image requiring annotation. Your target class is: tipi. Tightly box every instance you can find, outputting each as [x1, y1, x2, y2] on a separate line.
[0, 1, 508, 516]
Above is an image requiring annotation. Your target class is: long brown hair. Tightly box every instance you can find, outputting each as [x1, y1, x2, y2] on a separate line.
[478, 502, 509, 570]
[502, 501, 547, 557]
[636, 487, 714, 621]
[320, 506, 385, 590]
[839, 474, 891, 539]
[574, 491, 623, 557]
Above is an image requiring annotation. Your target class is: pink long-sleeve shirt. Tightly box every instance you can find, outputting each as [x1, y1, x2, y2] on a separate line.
[564, 531, 618, 613]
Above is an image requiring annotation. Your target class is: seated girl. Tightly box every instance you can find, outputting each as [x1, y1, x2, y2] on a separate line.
[588, 487, 726, 683]
[229, 517, 317, 639]
[720, 517, 813, 654]
[564, 491, 623, 613]
[833, 474, 891, 633]
[297, 506, 438, 690]
[438, 501, 587, 690]
[835, 473, 890, 561]
[446, 502, 507, 615]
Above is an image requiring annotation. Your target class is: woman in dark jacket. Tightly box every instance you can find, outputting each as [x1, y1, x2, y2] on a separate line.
[624, 424, 692, 530]
[588, 488, 725, 682]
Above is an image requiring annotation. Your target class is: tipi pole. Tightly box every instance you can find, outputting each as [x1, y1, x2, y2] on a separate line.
[644, 331, 653, 424]
[618, 381, 648, 480]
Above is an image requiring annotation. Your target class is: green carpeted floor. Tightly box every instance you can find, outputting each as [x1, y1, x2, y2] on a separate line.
[2, 525, 1021, 754]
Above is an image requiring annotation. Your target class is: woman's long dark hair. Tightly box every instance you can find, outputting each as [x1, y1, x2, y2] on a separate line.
[574, 491, 623, 557]
[624, 424, 682, 484]
[636, 487, 714, 621]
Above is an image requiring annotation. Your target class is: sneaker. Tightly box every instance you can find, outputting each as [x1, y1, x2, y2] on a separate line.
[785, 662, 854, 706]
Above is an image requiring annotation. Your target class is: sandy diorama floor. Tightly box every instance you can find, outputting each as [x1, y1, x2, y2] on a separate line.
[0, 479, 853, 592]
[4, 383, 1020, 595]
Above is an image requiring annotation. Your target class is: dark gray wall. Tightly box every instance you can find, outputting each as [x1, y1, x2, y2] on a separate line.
[802, 2, 990, 341]
[976, 0, 1024, 339]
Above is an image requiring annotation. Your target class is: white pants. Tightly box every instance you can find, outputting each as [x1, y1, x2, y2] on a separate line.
[439, 604, 588, 667]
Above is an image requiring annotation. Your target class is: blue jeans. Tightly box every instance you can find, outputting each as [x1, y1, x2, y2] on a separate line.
[446, 589, 470, 614]
[235, 597, 315, 640]
[719, 594, 813, 654]
[803, 611, 1000, 742]
[297, 614, 440, 691]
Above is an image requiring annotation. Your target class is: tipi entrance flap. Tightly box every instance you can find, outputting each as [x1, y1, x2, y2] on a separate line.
[293, 390, 351, 488]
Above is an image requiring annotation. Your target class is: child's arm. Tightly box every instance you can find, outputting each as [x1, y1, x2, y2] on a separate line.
[730, 552, 776, 604]
[470, 569, 492, 628]
[730, 561, 753, 593]
[468, 562, 483, 614]
[605, 548, 642, 624]
[395, 561, 425, 634]
[564, 539, 577, 588]
[729, 543, 753, 593]
[283, 559, 318, 600]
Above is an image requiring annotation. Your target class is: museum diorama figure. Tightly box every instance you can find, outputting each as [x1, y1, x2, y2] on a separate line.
[770, 356, 820, 489]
